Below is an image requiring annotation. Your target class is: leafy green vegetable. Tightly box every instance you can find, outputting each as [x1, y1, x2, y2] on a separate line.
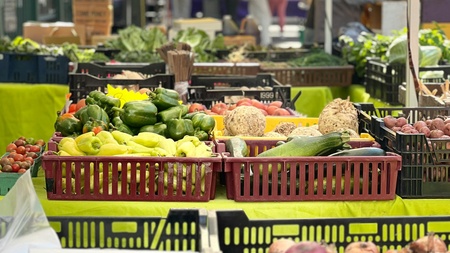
[104, 25, 167, 62]
[288, 49, 347, 67]
[173, 28, 227, 62]
[340, 32, 393, 78]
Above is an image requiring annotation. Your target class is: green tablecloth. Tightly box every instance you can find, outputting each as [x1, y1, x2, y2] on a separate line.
[292, 85, 393, 117]
[13, 171, 450, 219]
[0, 84, 69, 153]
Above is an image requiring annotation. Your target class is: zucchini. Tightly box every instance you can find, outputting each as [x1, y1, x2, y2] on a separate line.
[328, 147, 386, 156]
[225, 137, 249, 157]
[257, 131, 350, 157]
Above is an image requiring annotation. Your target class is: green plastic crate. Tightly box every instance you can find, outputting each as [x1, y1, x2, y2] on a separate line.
[0, 173, 22, 196]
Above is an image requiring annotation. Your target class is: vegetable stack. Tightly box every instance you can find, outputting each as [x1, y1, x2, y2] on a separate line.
[55, 88, 216, 141]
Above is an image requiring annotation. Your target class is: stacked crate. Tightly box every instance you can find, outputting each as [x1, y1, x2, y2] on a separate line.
[72, 0, 113, 45]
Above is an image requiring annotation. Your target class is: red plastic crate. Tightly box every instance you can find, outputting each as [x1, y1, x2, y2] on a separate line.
[219, 139, 401, 202]
[42, 151, 222, 202]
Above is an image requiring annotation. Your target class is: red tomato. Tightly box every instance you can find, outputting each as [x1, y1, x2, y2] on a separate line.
[16, 146, 26, 155]
[266, 105, 279, 115]
[269, 101, 283, 108]
[13, 153, 24, 162]
[29, 145, 40, 153]
[18, 168, 27, 174]
[211, 103, 228, 115]
[6, 143, 17, 152]
[11, 163, 21, 172]
[189, 103, 206, 113]
[273, 108, 291, 116]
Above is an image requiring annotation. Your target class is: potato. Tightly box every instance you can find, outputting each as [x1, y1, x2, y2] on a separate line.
[426, 119, 433, 128]
[429, 129, 445, 138]
[444, 123, 450, 136]
[395, 117, 408, 127]
[383, 116, 397, 129]
[419, 126, 431, 138]
[444, 118, 450, 124]
[391, 126, 402, 132]
[413, 121, 427, 131]
[431, 118, 445, 131]
[401, 124, 414, 132]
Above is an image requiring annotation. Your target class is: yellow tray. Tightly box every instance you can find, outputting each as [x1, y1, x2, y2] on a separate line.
[212, 115, 374, 142]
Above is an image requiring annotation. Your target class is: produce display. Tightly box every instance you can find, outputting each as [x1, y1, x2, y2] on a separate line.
[340, 25, 450, 79]
[53, 131, 213, 194]
[383, 115, 450, 137]
[268, 233, 448, 253]
[0, 36, 109, 62]
[0, 136, 46, 173]
[55, 87, 216, 141]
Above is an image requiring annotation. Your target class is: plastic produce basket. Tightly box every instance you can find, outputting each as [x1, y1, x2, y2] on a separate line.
[365, 58, 450, 105]
[0, 173, 22, 196]
[0, 53, 69, 84]
[210, 210, 450, 253]
[0, 209, 209, 251]
[193, 62, 260, 76]
[260, 65, 354, 87]
[357, 105, 450, 198]
[219, 139, 401, 202]
[73, 62, 166, 77]
[187, 73, 295, 110]
[68, 73, 175, 102]
[41, 149, 222, 202]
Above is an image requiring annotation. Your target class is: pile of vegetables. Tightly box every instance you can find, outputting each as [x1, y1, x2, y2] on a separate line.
[268, 232, 448, 253]
[56, 87, 216, 142]
[0, 36, 109, 62]
[339, 25, 450, 78]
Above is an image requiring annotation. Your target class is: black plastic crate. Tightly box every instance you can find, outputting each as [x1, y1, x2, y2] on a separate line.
[360, 106, 450, 198]
[68, 73, 175, 102]
[365, 58, 450, 105]
[0, 209, 209, 251]
[0, 53, 69, 84]
[73, 62, 166, 77]
[187, 74, 295, 109]
[246, 49, 310, 62]
[211, 210, 450, 253]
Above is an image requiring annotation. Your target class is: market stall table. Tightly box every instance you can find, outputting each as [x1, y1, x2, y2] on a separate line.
[22, 171, 450, 219]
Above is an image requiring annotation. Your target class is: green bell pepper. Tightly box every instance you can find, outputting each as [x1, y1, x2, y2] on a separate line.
[113, 100, 158, 128]
[82, 119, 108, 134]
[140, 122, 167, 136]
[157, 105, 189, 123]
[154, 87, 180, 100]
[150, 89, 180, 111]
[166, 108, 195, 141]
[111, 114, 135, 135]
[191, 113, 216, 133]
[194, 130, 209, 141]
[78, 104, 110, 125]
[54, 114, 82, 137]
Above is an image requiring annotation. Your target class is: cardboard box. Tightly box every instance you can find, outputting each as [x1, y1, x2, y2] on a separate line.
[172, 18, 222, 31]
[422, 22, 450, 39]
[72, 4, 113, 26]
[23, 22, 85, 45]
[83, 24, 112, 45]
[72, 0, 111, 5]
